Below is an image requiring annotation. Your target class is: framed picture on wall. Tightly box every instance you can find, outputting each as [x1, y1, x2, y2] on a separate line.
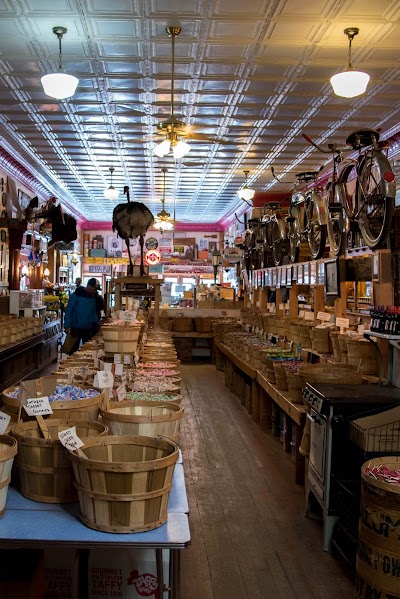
[372, 253, 380, 282]
[107, 235, 123, 257]
[280, 266, 287, 287]
[297, 263, 304, 285]
[286, 265, 292, 287]
[310, 261, 317, 286]
[318, 261, 325, 285]
[324, 257, 340, 298]
[303, 262, 310, 285]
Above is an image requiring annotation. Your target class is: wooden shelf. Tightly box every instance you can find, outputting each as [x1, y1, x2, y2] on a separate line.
[171, 331, 215, 338]
[215, 340, 257, 379]
[255, 372, 305, 426]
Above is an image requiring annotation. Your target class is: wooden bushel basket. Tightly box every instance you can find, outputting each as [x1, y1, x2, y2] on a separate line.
[68, 435, 179, 533]
[171, 318, 193, 332]
[194, 317, 214, 333]
[11, 420, 107, 503]
[100, 400, 183, 441]
[102, 325, 142, 354]
[0, 435, 17, 517]
[298, 364, 364, 388]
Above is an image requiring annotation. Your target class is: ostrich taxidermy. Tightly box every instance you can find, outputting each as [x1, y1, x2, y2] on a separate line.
[112, 187, 154, 276]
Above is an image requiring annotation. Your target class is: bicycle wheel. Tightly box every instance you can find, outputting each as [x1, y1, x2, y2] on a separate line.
[306, 193, 327, 259]
[271, 220, 286, 266]
[326, 187, 347, 256]
[286, 217, 300, 263]
[340, 162, 359, 219]
[357, 152, 395, 248]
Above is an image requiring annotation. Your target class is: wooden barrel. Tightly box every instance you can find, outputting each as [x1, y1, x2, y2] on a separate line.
[171, 318, 193, 332]
[11, 420, 107, 503]
[194, 317, 214, 333]
[0, 435, 17, 517]
[356, 457, 400, 599]
[68, 435, 179, 533]
[2, 386, 104, 421]
[101, 400, 183, 441]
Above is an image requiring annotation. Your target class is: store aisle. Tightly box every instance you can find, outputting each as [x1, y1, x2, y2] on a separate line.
[178, 363, 354, 599]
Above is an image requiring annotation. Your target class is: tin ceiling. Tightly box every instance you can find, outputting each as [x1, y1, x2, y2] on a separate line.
[0, 0, 399, 226]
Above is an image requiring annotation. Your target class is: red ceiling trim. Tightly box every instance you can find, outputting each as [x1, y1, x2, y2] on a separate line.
[84, 220, 223, 232]
[0, 146, 52, 199]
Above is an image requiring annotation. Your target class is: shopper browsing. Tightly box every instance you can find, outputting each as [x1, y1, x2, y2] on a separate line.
[63, 278, 100, 354]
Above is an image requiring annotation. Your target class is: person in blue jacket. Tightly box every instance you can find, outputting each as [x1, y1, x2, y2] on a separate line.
[64, 278, 100, 354]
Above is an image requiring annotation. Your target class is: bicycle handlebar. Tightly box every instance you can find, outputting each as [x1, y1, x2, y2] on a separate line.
[302, 133, 331, 154]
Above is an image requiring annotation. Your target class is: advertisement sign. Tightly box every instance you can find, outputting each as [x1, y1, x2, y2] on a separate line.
[223, 247, 242, 263]
[145, 249, 161, 265]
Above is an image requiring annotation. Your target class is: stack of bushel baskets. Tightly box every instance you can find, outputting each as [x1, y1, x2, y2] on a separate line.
[0, 314, 184, 537]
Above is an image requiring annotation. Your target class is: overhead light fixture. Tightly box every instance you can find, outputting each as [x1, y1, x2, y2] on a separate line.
[41, 27, 79, 100]
[153, 27, 191, 161]
[330, 27, 370, 98]
[211, 247, 221, 284]
[103, 167, 120, 200]
[237, 170, 255, 203]
[153, 167, 174, 233]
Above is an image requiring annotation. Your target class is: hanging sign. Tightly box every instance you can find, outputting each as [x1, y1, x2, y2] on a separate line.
[88, 265, 111, 274]
[145, 249, 161, 266]
[223, 247, 242, 264]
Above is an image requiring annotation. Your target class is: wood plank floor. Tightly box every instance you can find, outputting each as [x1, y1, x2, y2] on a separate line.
[178, 363, 354, 599]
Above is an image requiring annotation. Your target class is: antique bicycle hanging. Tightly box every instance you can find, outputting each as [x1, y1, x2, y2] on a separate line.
[302, 128, 395, 253]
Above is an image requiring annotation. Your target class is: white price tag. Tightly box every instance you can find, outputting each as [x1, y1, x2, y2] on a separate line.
[123, 311, 136, 321]
[111, 311, 118, 320]
[358, 324, 365, 336]
[103, 362, 113, 372]
[279, 303, 284, 310]
[94, 370, 114, 389]
[305, 311, 314, 321]
[299, 310, 305, 318]
[93, 357, 99, 369]
[114, 354, 122, 364]
[115, 363, 124, 376]
[123, 354, 132, 365]
[0, 411, 11, 435]
[336, 317, 350, 329]
[317, 311, 332, 322]
[116, 384, 127, 401]
[81, 367, 88, 381]
[58, 426, 84, 451]
[24, 396, 53, 417]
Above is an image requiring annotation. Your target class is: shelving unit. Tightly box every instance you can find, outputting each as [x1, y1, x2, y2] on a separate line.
[111, 276, 164, 326]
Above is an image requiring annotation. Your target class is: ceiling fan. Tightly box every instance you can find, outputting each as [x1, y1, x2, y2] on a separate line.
[149, 26, 229, 159]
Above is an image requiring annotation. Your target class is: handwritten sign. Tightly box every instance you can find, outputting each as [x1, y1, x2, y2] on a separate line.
[0, 411, 11, 435]
[123, 311, 137, 321]
[304, 311, 314, 321]
[24, 396, 53, 416]
[336, 317, 350, 329]
[94, 371, 114, 389]
[115, 363, 124, 377]
[58, 426, 84, 451]
[123, 355, 132, 365]
[358, 324, 365, 336]
[299, 310, 305, 319]
[116, 384, 127, 401]
[317, 311, 332, 322]
[114, 354, 122, 364]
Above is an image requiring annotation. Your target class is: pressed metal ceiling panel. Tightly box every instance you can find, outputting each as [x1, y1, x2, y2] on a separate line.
[0, 0, 398, 225]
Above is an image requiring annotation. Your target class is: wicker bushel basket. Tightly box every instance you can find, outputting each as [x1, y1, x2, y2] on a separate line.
[346, 338, 379, 375]
[0, 435, 17, 517]
[68, 435, 179, 533]
[194, 317, 214, 333]
[2, 386, 104, 422]
[102, 324, 142, 354]
[286, 372, 304, 404]
[100, 400, 183, 441]
[11, 420, 107, 503]
[298, 364, 364, 388]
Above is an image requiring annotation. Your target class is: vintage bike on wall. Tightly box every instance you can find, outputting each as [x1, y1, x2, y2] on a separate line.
[302, 128, 396, 254]
[271, 166, 327, 262]
[242, 206, 288, 269]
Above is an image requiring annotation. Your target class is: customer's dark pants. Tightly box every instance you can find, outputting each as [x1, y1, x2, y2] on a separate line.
[69, 327, 95, 354]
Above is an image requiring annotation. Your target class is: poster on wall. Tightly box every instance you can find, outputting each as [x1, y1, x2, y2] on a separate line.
[107, 235, 123, 257]
[159, 236, 173, 257]
[199, 238, 208, 251]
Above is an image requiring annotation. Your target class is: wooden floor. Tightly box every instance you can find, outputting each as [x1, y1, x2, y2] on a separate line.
[178, 363, 354, 599]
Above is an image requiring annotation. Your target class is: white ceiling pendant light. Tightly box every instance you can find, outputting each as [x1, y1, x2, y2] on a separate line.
[153, 167, 174, 233]
[103, 166, 120, 200]
[330, 27, 370, 99]
[41, 26, 79, 100]
[153, 27, 190, 161]
[237, 170, 255, 204]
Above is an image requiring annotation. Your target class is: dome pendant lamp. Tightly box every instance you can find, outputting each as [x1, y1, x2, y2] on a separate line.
[237, 170, 255, 204]
[41, 26, 79, 100]
[103, 166, 120, 201]
[330, 27, 370, 99]
[153, 167, 174, 233]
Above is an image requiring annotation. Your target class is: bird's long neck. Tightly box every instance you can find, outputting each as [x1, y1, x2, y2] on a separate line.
[124, 186, 130, 203]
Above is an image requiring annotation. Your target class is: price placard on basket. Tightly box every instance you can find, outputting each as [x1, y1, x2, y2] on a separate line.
[58, 426, 84, 451]
[24, 397, 53, 416]
[0, 411, 11, 435]
[114, 354, 122, 364]
[299, 310, 305, 318]
[336, 317, 350, 329]
[304, 311, 314, 321]
[317, 311, 332, 322]
[94, 371, 114, 389]
[116, 384, 127, 401]
[123, 311, 136, 321]
[123, 354, 132, 365]
[115, 363, 124, 376]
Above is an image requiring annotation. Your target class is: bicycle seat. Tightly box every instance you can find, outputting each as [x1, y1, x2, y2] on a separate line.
[346, 129, 380, 149]
[265, 202, 282, 211]
[297, 171, 320, 182]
